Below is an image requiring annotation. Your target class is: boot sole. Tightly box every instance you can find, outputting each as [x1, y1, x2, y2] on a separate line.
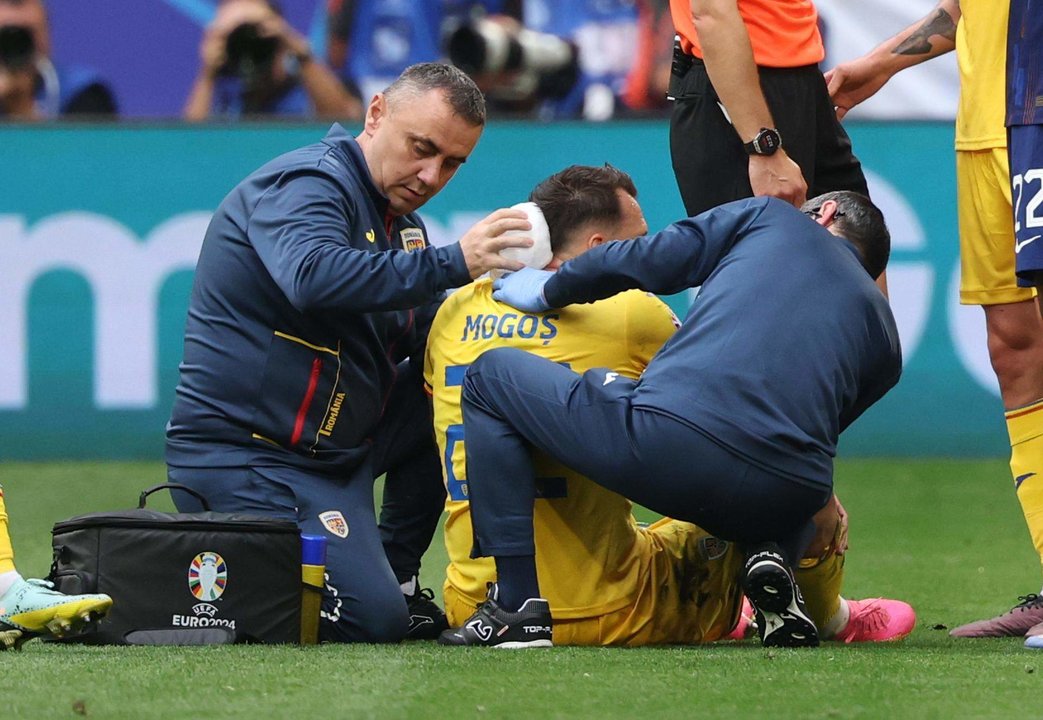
[493, 639, 553, 649]
[744, 558, 819, 648]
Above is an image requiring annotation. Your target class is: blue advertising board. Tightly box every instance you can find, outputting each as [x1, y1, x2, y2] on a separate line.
[0, 121, 1007, 459]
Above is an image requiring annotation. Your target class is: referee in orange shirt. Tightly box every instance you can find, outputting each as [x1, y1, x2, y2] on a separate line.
[668, 0, 869, 218]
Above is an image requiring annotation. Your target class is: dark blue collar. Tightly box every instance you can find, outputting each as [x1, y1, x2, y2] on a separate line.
[322, 123, 390, 216]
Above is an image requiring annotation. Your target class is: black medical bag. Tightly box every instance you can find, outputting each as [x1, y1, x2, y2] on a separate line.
[48, 484, 302, 645]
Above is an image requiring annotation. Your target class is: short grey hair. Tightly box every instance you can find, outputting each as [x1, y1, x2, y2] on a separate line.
[384, 63, 486, 126]
[801, 191, 890, 279]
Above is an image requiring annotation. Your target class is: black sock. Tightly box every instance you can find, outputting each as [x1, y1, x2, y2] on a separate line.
[494, 555, 539, 611]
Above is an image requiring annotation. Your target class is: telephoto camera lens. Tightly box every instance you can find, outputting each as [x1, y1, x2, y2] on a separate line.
[0, 25, 35, 70]
[445, 19, 580, 102]
[446, 19, 576, 77]
[222, 23, 280, 78]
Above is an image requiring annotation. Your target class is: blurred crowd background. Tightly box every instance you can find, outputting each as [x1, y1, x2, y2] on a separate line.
[0, 0, 957, 123]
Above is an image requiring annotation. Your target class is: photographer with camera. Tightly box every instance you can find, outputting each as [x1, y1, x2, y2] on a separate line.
[184, 0, 361, 122]
[0, 0, 116, 120]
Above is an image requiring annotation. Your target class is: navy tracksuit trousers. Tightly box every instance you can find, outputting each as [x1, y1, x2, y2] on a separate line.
[462, 347, 831, 566]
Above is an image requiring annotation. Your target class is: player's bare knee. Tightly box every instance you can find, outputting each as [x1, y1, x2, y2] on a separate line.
[984, 302, 1043, 357]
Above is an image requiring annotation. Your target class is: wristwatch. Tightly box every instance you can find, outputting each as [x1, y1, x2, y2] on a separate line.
[743, 127, 782, 156]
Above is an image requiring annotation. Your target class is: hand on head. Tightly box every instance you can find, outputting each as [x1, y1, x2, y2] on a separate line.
[459, 207, 535, 279]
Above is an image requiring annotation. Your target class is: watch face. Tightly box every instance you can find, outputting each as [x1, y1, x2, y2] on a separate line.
[759, 129, 780, 152]
[745, 128, 782, 155]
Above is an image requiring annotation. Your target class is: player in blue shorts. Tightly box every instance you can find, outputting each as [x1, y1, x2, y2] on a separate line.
[1007, 0, 1043, 651]
[1008, 1, 1043, 291]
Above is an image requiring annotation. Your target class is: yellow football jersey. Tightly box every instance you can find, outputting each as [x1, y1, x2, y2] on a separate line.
[424, 278, 680, 619]
[955, 0, 1009, 150]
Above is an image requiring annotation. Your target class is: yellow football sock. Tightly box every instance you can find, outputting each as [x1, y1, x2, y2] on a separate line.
[1006, 400, 1043, 577]
[795, 551, 844, 631]
[0, 486, 15, 575]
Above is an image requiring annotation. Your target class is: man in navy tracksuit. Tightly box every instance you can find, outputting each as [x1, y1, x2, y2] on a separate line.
[166, 63, 533, 643]
[441, 192, 901, 649]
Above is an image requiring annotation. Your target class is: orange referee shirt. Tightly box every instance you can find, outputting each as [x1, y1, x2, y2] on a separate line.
[670, 0, 824, 68]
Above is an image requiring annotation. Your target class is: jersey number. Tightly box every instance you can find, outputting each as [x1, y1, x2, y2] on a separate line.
[444, 423, 468, 501]
[1012, 168, 1043, 233]
[442, 362, 569, 502]
[443, 422, 567, 502]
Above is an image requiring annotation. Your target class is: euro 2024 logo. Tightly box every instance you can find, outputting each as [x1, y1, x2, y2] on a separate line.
[188, 551, 227, 602]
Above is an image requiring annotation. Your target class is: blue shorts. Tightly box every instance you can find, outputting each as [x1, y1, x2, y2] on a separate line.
[1011, 124, 1043, 285]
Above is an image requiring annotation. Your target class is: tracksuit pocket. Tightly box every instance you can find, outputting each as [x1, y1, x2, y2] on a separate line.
[251, 332, 338, 452]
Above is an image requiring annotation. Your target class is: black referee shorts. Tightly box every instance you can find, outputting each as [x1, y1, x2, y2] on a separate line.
[668, 45, 868, 217]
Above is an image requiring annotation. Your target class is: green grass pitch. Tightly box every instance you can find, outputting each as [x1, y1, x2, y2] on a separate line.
[2, 459, 1042, 719]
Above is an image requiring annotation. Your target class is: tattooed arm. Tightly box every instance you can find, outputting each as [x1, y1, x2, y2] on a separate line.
[824, 0, 960, 120]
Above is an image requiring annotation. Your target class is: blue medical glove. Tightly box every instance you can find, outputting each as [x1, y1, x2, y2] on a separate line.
[492, 267, 554, 312]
